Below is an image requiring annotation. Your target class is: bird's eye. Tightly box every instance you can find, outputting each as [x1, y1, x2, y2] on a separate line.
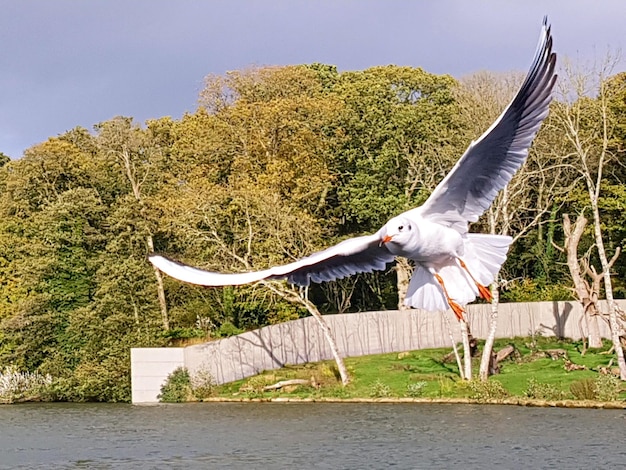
[398, 225, 404, 231]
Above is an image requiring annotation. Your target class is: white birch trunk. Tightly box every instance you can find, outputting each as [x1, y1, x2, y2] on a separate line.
[590, 202, 626, 379]
[307, 301, 351, 385]
[395, 257, 412, 311]
[442, 312, 465, 380]
[265, 283, 350, 385]
[479, 284, 499, 380]
[460, 319, 472, 380]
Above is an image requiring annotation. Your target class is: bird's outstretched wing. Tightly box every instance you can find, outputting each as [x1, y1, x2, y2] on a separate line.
[412, 18, 557, 231]
[150, 234, 395, 287]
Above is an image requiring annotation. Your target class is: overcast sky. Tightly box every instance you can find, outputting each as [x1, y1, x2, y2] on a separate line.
[1, 0, 624, 159]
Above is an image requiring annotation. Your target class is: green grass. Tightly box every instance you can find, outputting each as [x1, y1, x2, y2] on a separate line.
[209, 336, 625, 404]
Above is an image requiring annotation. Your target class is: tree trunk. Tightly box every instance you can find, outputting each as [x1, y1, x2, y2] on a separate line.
[590, 202, 626, 379]
[560, 214, 603, 348]
[120, 149, 170, 330]
[152, 265, 170, 330]
[479, 208, 504, 381]
[442, 312, 465, 379]
[460, 319, 472, 380]
[264, 282, 350, 385]
[147, 235, 170, 330]
[479, 283, 500, 380]
[586, 312, 603, 349]
[307, 301, 350, 385]
[395, 257, 412, 310]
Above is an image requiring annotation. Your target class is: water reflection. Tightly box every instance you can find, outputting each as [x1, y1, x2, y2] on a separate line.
[1, 402, 624, 469]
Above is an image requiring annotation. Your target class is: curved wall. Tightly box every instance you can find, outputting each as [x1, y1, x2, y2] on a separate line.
[131, 300, 623, 403]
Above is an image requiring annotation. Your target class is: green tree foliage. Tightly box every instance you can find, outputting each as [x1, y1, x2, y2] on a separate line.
[0, 125, 167, 401]
[331, 66, 462, 231]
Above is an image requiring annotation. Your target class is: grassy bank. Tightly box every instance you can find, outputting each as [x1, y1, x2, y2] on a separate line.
[161, 336, 626, 407]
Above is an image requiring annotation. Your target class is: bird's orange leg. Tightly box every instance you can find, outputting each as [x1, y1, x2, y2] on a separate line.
[434, 273, 466, 321]
[458, 259, 492, 302]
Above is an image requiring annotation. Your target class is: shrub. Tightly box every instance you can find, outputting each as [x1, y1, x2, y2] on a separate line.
[468, 379, 508, 401]
[158, 367, 193, 403]
[524, 378, 567, 400]
[63, 356, 132, 402]
[594, 374, 621, 402]
[0, 365, 53, 403]
[406, 381, 427, 398]
[267, 303, 303, 325]
[191, 368, 216, 399]
[240, 375, 275, 397]
[570, 378, 597, 400]
[437, 376, 455, 397]
[562, 374, 621, 402]
[369, 379, 392, 398]
[161, 327, 206, 340]
[215, 322, 244, 338]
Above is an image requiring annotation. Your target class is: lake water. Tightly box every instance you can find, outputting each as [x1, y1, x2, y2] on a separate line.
[1, 402, 624, 469]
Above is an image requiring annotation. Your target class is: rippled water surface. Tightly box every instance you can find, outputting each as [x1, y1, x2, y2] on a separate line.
[1, 402, 625, 469]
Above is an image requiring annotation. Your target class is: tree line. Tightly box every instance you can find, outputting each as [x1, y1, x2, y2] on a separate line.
[0, 62, 624, 400]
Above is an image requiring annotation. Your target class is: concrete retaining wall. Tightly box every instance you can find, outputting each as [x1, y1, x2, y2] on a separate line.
[131, 300, 624, 403]
[130, 347, 184, 403]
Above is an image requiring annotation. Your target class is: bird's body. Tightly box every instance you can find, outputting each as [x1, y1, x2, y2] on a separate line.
[150, 19, 557, 320]
[377, 213, 511, 316]
[382, 214, 465, 263]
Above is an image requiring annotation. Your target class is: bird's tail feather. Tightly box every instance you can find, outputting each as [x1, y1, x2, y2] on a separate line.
[462, 233, 512, 286]
[403, 234, 512, 312]
[405, 265, 448, 311]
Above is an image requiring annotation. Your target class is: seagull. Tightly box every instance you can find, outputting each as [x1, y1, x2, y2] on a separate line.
[150, 19, 556, 321]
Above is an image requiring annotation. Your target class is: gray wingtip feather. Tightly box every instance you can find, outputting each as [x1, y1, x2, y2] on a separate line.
[416, 18, 557, 229]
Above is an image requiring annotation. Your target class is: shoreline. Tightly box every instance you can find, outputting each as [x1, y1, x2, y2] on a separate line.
[198, 396, 626, 409]
[4, 396, 624, 408]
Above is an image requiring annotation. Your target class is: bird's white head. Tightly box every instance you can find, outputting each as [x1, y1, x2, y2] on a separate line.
[380, 216, 415, 255]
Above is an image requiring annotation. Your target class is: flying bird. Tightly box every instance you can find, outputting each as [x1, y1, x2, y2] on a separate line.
[150, 19, 557, 321]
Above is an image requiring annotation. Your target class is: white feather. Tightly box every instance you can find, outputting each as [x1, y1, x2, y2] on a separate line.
[405, 265, 448, 311]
